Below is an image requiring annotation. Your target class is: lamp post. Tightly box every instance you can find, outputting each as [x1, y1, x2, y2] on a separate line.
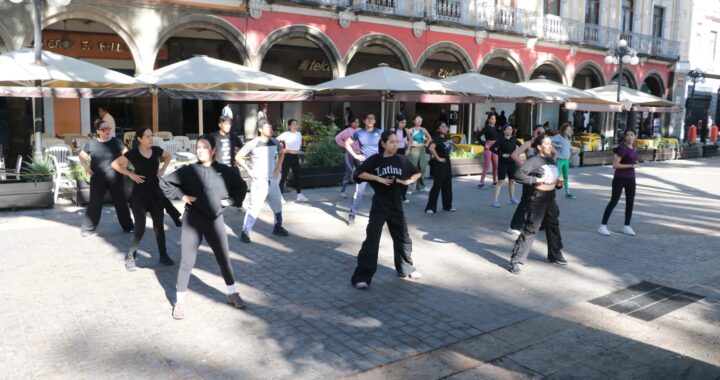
[6, 0, 72, 158]
[684, 69, 704, 142]
[604, 39, 639, 142]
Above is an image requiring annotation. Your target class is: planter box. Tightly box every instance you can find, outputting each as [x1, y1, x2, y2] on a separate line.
[72, 177, 132, 206]
[653, 148, 676, 161]
[450, 157, 484, 176]
[702, 145, 719, 158]
[636, 149, 654, 163]
[581, 151, 615, 167]
[288, 165, 345, 189]
[0, 180, 54, 210]
[677, 145, 703, 159]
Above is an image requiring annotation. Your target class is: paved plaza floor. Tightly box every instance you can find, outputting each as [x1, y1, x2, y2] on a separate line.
[1, 158, 719, 379]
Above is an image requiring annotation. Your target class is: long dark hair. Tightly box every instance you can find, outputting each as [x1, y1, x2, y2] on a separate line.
[531, 133, 549, 150]
[378, 129, 394, 154]
[394, 115, 407, 137]
[133, 126, 152, 149]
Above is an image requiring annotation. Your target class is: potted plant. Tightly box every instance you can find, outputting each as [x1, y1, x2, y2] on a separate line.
[450, 148, 484, 176]
[635, 141, 655, 162]
[677, 142, 703, 159]
[702, 143, 719, 157]
[581, 141, 616, 167]
[288, 113, 345, 188]
[0, 156, 55, 210]
[653, 136, 675, 161]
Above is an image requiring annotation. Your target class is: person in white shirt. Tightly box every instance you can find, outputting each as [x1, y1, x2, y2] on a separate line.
[257, 103, 268, 122]
[98, 106, 116, 138]
[277, 119, 308, 202]
[221, 103, 233, 120]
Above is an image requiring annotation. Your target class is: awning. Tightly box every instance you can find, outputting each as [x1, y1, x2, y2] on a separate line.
[0, 86, 149, 98]
[633, 105, 684, 113]
[564, 102, 623, 112]
[158, 88, 311, 101]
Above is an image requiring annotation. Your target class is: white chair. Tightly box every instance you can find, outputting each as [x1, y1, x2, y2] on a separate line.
[45, 145, 72, 170]
[161, 140, 182, 156]
[172, 136, 191, 151]
[157, 131, 173, 140]
[123, 132, 136, 146]
[74, 137, 91, 151]
[188, 140, 197, 153]
[152, 137, 164, 147]
[41, 138, 66, 150]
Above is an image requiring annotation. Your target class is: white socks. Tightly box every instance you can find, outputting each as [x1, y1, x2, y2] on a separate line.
[176, 291, 186, 305]
[227, 284, 237, 294]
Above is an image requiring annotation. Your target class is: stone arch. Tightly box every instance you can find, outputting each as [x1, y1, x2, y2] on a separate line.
[573, 60, 607, 86]
[528, 56, 568, 85]
[256, 25, 341, 78]
[343, 33, 413, 72]
[610, 66, 638, 89]
[32, 6, 143, 73]
[641, 70, 666, 97]
[153, 14, 249, 70]
[477, 49, 526, 82]
[415, 41, 474, 73]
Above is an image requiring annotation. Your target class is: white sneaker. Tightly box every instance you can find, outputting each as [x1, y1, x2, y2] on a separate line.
[506, 227, 521, 236]
[340, 191, 347, 198]
[510, 198, 520, 204]
[425, 210, 434, 214]
[406, 191, 413, 195]
[403, 199, 410, 203]
[490, 200, 501, 208]
[281, 197, 287, 205]
[623, 225, 636, 236]
[597, 225, 610, 236]
[296, 193, 309, 202]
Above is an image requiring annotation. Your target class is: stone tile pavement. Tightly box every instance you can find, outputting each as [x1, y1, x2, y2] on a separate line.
[1, 158, 719, 378]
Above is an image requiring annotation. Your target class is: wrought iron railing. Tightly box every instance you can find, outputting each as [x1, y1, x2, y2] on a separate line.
[353, 0, 423, 18]
[269, 0, 351, 7]
[477, 3, 539, 37]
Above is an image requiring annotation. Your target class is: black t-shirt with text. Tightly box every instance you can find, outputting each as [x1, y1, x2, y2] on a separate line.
[431, 134, 452, 161]
[82, 137, 125, 179]
[211, 131, 243, 167]
[355, 153, 419, 198]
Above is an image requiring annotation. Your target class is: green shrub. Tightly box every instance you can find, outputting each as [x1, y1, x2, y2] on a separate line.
[303, 138, 344, 167]
[68, 161, 91, 182]
[450, 149, 479, 159]
[22, 156, 55, 182]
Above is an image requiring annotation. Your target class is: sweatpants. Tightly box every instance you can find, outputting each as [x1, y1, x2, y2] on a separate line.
[279, 154, 302, 194]
[480, 140, 498, 185]
[128, 199, 166, 257]
[243, 178, 283, 232]
[351, 196, 415, 285]
[406, 146, 427, 191]
[425, 160, 453, 212]
[341, 153, 355, 193]
[81, 174, 134, 233]
[510, 184, 533, 230]
[557, 158, 570, 191]
[177, 211, 235, 293]
[510, 189, 563, 264]
[601, 176, 636, 226]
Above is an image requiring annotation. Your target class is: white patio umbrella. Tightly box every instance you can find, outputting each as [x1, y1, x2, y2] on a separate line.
[585, 84, 676, 111]
[313, 65, 452, 129]
[0, 48, 144, 88]
[516, 78, 617, 105]
[439, 72, 544, 103]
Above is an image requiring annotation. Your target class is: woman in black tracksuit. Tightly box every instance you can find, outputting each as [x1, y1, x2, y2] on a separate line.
[351, 130, 423, 290]
[160, 135, 248, 320]
[490, 124, 522, 207]
[112, 127, 174, 271]
[508, 134, 567, 274]
[424, 122, 455, 214]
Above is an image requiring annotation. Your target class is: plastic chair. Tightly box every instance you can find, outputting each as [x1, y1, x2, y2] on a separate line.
[188, 140, 197, 153]
[157, 131, 173, 140]
[14, 155, 23, 180]
[41, 138, 66, 150]
[74, 137, 91, 151]
[45, 145, 72, 171]
[172, 136, 190, 151]
[123, 131, 136, 146]
[161, 140, 182, 156]
[152, 137, 164, 147]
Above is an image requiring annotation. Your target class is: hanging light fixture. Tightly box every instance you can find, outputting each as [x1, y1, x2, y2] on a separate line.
[60, 20, 73, 50]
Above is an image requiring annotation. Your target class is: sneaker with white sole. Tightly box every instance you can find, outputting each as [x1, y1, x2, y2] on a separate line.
[510, 198, 520, 204]
[425, 210, 434, 214]
[296, 193, 309, 202]
[172, 304, 185, 320]
[340, 191, 347, 198]
[506, 227, 521, 236]
[623, 225, 636, 236]
[597, 225, 610, 236]
[490, 200, 501, 208]
[403, 199, 410, 203]
[281, 197, 287, 205]
[406, 191, 413, 195]
[354, 282, 368, 290]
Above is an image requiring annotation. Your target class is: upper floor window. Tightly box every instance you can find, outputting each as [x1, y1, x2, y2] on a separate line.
[585, 0, 599, 24]
[652, 6, 664, 38]
[544, 0, 561, 16]
[621, 0, 634, 32]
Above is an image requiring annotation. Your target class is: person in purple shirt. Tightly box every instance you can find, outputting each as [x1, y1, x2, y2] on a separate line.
[598, 129, 640, 237]
[335, 116, 361, 198]
[344, 113, 382, 226]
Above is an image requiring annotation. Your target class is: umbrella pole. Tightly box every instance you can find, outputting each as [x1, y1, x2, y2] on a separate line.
[198, 99, 204, 135]
[381, 93, 386, 130]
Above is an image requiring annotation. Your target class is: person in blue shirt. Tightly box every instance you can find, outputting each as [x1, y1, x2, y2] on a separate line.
[344, 113, 382, 226]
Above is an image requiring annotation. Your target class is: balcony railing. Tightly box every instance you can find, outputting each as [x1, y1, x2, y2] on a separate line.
[427, 0, 475, 27]
[477, 3, 538, 37]
[268, 0, 351, 7]
[353, 0, 423, 18]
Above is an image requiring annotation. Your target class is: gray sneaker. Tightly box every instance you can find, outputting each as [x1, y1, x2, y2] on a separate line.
[172, 304, 185, 320]
[227, 293, 247, 309]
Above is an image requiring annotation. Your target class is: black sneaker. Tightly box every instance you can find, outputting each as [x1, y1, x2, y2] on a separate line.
[159, 254, 174, 266]
[508, 261, 521, 274]
[240, 231, 251, 243]
[549, 255, 568, 265]
[272, 225, 289, 236]
[347, 213, 355, 226]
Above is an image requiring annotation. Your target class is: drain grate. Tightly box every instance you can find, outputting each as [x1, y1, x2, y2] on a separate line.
[589, 281, 704, 321]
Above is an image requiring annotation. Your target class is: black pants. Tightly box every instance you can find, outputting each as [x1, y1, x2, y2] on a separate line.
[510, 184, 533, 230]
[425, 160, 453, 212]
[352, 196, 415, 285]
[510, 189, 563, 264]
[81, 174, 133, 233]
[279, 153, 302, 194]
[128, 198, 166, 256]
[397, 148, 408, 200]
[601, 177, 636, 225]
[177, 211, 235, 293]
[163, 197, 182, 223]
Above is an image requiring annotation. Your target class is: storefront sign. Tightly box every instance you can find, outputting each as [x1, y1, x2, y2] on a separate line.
[297, 59, 331, 72]
[39, 30, 168, 60]
[419, 68, 461, 79]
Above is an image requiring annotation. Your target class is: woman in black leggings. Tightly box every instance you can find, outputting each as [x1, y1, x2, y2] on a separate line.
[112, 127, 174, 271]
[160, 135, 248, 320]
[508, 134, 566, 274]
[598, 130, 639, 237]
